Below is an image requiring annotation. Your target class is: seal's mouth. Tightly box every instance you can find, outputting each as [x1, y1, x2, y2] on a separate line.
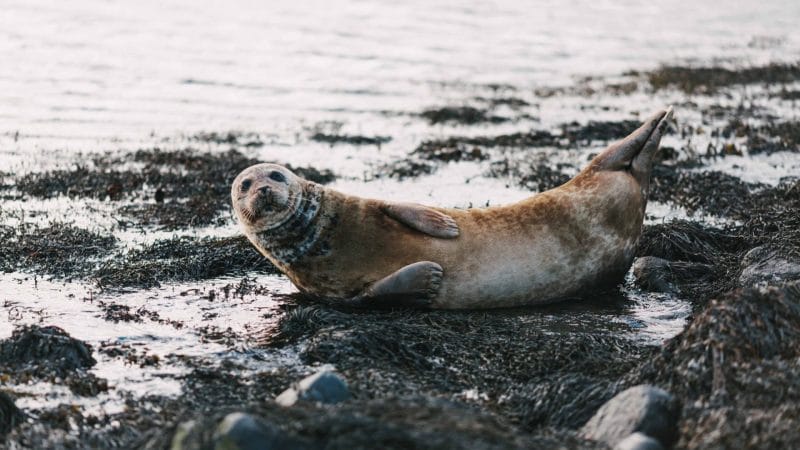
[240, 206, 259, 224]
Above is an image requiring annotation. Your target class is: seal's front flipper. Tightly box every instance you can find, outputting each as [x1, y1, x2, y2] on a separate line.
[345, 261, 443, 308]
[381, 202, 460, 238]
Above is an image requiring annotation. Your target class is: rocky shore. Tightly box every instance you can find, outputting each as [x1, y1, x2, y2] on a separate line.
[2, 62, 799, 449]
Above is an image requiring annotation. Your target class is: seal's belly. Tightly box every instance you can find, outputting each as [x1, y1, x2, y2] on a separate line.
[432, 223, 635, 309]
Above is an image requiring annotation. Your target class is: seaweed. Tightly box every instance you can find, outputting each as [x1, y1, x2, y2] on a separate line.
[311, 133, 391, 146]
[647, 62, 800, 94]
[421, 106, 509, 125]
[0, 222, 117, 278]
[92, 235, 278, 289]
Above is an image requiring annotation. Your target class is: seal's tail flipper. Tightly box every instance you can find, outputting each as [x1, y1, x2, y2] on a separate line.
[591, 108, 672, 172]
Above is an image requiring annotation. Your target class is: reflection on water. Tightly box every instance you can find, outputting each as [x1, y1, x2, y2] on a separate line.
[2, 0, 798, 141]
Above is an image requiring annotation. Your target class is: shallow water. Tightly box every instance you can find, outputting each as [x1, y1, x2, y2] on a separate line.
[2, 0, 799, 419]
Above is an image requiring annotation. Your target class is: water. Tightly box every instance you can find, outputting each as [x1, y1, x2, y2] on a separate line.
[1, 0, 799, 413]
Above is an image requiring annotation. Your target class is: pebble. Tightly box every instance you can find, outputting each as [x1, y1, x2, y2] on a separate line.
[275, 370, 349, 407]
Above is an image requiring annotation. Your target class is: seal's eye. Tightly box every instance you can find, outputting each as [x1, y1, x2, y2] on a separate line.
[268, 171, 286, 183]
[240, 179, 252, 192]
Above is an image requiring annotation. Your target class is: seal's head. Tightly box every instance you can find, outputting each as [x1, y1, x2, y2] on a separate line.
[231, 163, 303, 231]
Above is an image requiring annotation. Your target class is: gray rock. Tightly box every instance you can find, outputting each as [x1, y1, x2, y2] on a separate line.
[581, 385, 679, 449]
[171, 413, 317, 450]
[739, 246, 800, 287]
[633, 257, 677, 293]
[275, 370, 349, 407]
[213, 412, 317, 450]
[633, 257, 713, 294]
[615, 432, 664, 450]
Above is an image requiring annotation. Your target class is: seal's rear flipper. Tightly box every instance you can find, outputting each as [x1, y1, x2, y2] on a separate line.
[591, 107, 672, 172]
[381, 202, 460, 238]
[343, 261, 443, 308]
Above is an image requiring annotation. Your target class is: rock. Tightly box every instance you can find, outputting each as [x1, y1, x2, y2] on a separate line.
[275, 370, 349, 407]
[0, 391, 24, 437]
[170, 413, 317, 450]
[213, 412, 316, 450]
[0, 325, 95, 375]
[739, 246, 800, 287]
[633, 257, 677, 293]
[633, 257, 713, 294]
[615, 432, 664, 450]
[581, 385, 679, 449]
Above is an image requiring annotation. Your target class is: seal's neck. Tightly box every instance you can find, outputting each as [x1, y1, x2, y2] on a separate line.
[252, 183, 328, 267]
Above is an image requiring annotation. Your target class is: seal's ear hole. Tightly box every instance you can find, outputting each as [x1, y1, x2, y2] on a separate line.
[269, 171, 287, 183]
[241, 179, 252, 192]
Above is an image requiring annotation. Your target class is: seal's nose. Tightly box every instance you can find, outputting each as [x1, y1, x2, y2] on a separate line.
[257, 185, 270, 196]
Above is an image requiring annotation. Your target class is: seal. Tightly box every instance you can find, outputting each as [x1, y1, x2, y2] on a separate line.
[232, 107, 673, 309]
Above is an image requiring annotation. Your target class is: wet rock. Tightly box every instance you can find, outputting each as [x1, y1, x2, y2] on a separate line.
[211, 412, 317, 450]
[739, 245, 800, 287]
[275, 370, 349, 406]
[0, 325, 95, 376]
[633, 257, 713, 294]
[581, 385, 679, 449]
[633, 257, 676, 293]
[0, 391, 23, 437]
[614, 432, 664, 450]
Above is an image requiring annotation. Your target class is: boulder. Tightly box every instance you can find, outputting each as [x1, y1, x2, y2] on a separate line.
[581, 385, 679, 448]
[739, 246, 800, 287]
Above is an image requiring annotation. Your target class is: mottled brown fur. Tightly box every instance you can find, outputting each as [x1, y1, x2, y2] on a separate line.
[233, 108, 672, 309]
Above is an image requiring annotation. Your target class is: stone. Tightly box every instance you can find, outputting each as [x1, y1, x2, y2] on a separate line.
[633, 257, 713, 294]
[275, 370, 349, 407]
[739, 245, 800, 287]
[213, 412, 316, 450]
[581, 385, 679, 449]
[615, 432, 664, 450]
[633, 257, 677, 293]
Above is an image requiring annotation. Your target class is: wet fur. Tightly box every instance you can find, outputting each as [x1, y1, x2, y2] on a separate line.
[234, 109, 671, 309]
